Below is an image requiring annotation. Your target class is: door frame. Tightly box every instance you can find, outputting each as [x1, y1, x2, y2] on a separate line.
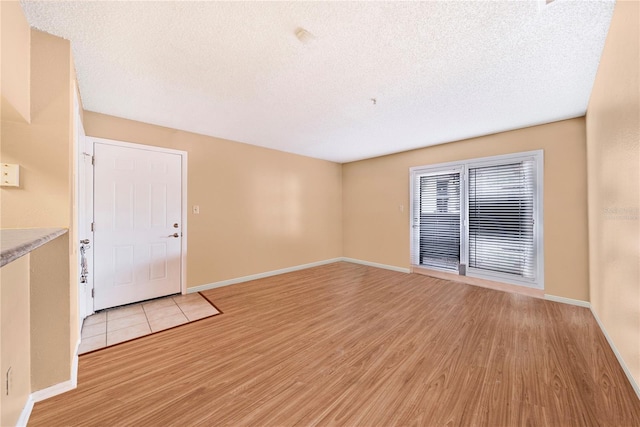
[409, 165, 465, 271]
[74, 87, 93, 325]
[88, 136, 189, 296]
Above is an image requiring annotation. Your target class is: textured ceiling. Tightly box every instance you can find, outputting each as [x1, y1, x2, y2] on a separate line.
[21, 0, 615, 163]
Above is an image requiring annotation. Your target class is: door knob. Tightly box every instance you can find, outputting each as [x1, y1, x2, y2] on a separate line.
[168, 233, 179, 238]
[173, 223, 179, 228]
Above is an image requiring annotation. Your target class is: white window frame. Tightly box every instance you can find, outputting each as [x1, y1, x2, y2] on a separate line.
[410, 150, 544, 290]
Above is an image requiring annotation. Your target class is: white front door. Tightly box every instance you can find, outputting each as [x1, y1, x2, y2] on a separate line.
[93, 142, 183, 310]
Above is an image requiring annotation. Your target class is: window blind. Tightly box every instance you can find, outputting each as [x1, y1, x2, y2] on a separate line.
[417, 172, 461, 271]
[468, 161, 535, 280]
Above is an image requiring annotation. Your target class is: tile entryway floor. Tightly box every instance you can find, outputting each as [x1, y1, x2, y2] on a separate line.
[79, 293, 220, 354]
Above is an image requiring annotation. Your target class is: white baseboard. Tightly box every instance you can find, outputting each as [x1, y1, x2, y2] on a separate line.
[341, 257, 411, 274]
[19, 338, 82, 426]
[31, 378, 76, 403]
[590, 306, 640, 400]
[16, 395, 34, 427]
[187, 258, 343, 293]
[188, 257, 410, 293]
[71, 337, 80, 388]
[544, 294, 591, 307]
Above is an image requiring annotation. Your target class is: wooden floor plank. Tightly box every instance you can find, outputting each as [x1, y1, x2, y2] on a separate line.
[29, 262, 640, 426]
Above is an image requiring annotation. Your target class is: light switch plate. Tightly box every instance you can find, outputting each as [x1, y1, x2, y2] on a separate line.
[1, 163, 20, 187]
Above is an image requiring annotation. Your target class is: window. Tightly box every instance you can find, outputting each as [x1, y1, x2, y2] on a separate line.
[410, 151, 543, 289]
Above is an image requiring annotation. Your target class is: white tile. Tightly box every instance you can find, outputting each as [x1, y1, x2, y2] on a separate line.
[107, 304, 144, 321]
[79, 334, 106, 354]
[175, 298, 213, 312]
[79, 294, 221, 349]
[148, 312, 188, 333]
[172, 293, 204, 304]
[107, 322, 152, 346]
[145, 304, 182, 321]
[82, 321, 106, 338]
[107, 313, 148, 333]
[83, 311, 107, 326]
[142, 297, 176, 312]
[182, 305, 219, 322]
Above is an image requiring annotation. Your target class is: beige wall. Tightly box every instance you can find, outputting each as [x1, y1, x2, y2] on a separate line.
[343, 118, 589, 301]
[1, 24, 79, 398]
[1, 256, 31, 427]
[0, 235, 71, 423]
[30, 234, 72, 390]
[0, 1, 30, 123]
[586, 1, 639, 387]
[1, 30, 73, 229]
[83, 112, 343, 288]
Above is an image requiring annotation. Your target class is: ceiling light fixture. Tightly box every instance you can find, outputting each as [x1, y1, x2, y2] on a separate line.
[294, 27, 315, 44]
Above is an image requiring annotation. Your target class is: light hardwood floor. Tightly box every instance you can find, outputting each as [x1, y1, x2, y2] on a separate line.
[29, 262, 640, 426]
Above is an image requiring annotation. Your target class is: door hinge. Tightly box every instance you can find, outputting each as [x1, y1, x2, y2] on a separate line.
[91, 156, 95, 166]
[91, 288, 94, 298]
[91, 222, 95, 232]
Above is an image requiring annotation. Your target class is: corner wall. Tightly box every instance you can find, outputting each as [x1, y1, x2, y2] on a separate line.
[0, 256, 31, 427]
[1, 30, 73, 229]
[1, 22, 78, 404]
[0, 0, 30, 123]
[83, 112, 343, 289]
[586, 0, 640, 388]
[30, 234, 72, 391]
[342, 118, 590, 301]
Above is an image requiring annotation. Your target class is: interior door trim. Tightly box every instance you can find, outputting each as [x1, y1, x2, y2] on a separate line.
[88, 136, 189, 296]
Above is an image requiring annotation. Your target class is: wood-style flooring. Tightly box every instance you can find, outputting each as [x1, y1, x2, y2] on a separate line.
[29, 262, 640, 426]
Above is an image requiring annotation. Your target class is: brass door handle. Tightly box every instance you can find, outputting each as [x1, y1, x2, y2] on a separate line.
[168, 233, 179, 238]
